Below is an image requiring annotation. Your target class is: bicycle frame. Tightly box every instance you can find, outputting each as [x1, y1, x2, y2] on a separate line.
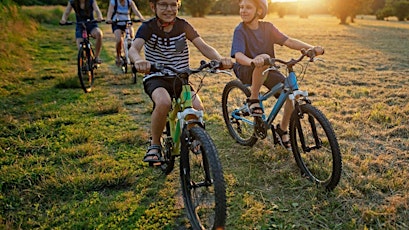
[231, 70, 309, 128]
[167, 81, 204, 156]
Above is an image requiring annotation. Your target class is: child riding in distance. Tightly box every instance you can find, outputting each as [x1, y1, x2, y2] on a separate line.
[106, 0, 145, 66]
[231, 0, 324, 150]
[60, 0, 104, 64]
[129, 0, 233, 166]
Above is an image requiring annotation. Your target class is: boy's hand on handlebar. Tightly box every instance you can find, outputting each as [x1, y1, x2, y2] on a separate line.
[220, 57, 233, 69]
[106, 19, 112, 24]
[313, 46, 325, 56]
[134, 60, 151, 73]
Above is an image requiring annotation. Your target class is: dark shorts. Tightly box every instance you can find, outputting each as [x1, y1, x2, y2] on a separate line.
[75, 23, 98, 39]
[233, 63, 285, 90]
[143, 77, 193, 100]
[111, 23, 128, 33]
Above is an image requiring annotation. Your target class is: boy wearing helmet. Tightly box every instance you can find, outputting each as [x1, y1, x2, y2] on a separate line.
[231, 0, 324, 150]
[129, 0, 233, 165]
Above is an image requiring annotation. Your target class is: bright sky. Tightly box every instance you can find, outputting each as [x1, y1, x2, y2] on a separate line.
[271, 0, 297, 2]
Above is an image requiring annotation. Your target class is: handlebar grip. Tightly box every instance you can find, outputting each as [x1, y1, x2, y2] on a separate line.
[250, 58, 272, 68]
[59, 21, 73, 25]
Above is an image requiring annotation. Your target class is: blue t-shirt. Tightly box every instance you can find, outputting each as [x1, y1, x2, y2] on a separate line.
[231, 21, 288, 59]
[111, 0, 131, 25]
[136, 17, 200, 76]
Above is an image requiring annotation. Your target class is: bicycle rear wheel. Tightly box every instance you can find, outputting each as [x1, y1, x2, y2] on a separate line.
[77, 46, 94, 93]
[180, 126, 226, 229]
[222, 80, 258, 146]
[290, 103, 342, 191]
[160, 122, 175, 175]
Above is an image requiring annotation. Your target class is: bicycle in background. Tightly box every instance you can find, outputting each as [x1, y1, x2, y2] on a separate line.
[60, 19, 104, 93]
[139, 60, 230, 229]
[107, 19, 142, 84]
[222, 49, 342, 191]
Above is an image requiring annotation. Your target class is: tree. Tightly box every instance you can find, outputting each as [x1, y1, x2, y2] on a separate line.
[329, 0, 373, 24]
[211, 0, 238, 15]
[184, 0, 216, 17]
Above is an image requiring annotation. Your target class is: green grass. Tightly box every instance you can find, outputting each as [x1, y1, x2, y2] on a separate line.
[1, 6, 409, 229]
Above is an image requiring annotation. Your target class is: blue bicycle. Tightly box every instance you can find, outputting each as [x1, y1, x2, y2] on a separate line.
[222, 49, 342, 190]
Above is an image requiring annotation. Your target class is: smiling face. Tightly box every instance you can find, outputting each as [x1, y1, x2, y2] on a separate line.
[239, 0, 261, 23]
[151, 0, 179, 22]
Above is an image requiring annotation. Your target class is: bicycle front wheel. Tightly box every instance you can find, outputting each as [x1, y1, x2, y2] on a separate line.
[290, 103, 342, 191]
[180, 126, 226, 229]
[222, 80, 257, 146]
[77, 46, 94, 93]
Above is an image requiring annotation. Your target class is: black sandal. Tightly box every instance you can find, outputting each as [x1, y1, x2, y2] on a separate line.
[247, 99, 263, 117]
[143, 144, 163, 166]
[276, 124, 292, 151]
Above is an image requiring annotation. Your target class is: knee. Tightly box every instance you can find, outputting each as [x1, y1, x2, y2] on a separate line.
[155, 99, 172, 111]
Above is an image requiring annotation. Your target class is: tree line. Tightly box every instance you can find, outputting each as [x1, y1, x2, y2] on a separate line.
[5, 0, 409, 23]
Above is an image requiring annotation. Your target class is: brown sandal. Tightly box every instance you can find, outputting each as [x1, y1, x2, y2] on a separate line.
[247, 99, 263, 117]
[276, 124, 291, 151]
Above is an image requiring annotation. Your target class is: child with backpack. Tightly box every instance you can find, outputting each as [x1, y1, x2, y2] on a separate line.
[106, 0, 145, 66]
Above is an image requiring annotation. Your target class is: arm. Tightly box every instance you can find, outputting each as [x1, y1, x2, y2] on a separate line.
[60, 1, 73, 24]
[283, 38, 324, 55]
[130, 1, 145, 20]
[92, 0, 104, 21]
[106, 3, 115, 23]
[192, 37, 232, 68]
[129, 38, 151, 73]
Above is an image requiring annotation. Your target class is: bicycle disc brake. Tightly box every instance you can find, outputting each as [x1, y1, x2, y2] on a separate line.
[254, 117, 267, 139]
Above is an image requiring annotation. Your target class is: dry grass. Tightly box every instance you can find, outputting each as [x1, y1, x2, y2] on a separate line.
[1, 11, 408, 229]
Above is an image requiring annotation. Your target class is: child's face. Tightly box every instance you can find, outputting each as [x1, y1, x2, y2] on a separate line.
[239, 0, 259, 22]
[151, 0, 179, 22]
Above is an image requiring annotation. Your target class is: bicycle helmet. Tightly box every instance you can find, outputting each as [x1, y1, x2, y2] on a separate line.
[255, 0, 268, 19]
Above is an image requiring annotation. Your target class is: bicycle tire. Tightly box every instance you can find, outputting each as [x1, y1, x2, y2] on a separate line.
[77, 46, 94, 93]
[180, 126, 226, 229]
[222, 80, 258, 146]
[160, 121, 175, 175]
[289, 103, 342, 191]
[131, 64, 137, 84]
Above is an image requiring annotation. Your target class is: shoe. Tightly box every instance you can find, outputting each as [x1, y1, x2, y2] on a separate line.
[94, 57, 102, 64]
[143, 144, 163, 167]
[115, 58, 122, 67]
[276, 124, 291, 151]
[247, 99, 263, 117]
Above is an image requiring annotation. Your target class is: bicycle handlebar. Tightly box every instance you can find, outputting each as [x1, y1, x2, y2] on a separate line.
[149, 60, 226, 77]
[106, 19, 143, 24]
[251, 48, 318, 68]
[59, 19, 105, 26]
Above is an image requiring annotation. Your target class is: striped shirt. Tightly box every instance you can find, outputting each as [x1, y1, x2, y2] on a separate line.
[136, 17, 200, 77]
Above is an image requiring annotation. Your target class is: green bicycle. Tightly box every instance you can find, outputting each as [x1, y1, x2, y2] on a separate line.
[144, 60, 229, 229]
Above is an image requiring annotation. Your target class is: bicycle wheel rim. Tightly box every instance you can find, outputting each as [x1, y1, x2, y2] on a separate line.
[180, 127, 226, 229]
[222, 80, 257, 146]
[290, 104, 342, 190]
[77, 46, 94, 93]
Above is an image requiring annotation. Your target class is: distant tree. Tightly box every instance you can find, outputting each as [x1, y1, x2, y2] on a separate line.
[184, 0, 216, 17]
[211, 0, 238, 15]
[391, 0, 409, 20]
[329, 0, 373, 24]
[372, 0, 386, 13]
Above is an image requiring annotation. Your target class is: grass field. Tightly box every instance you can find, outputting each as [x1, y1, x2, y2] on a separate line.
[1, 6, 409, 229]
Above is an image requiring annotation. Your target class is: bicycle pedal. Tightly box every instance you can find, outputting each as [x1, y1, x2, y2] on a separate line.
[254, 117, 267, 139]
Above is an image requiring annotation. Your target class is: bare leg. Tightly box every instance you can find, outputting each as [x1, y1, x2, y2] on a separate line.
[145, 88, 172, 161]
[91, 27, 103, 59]
[114, 29, 123, 64]
[279, 99, 294, 142]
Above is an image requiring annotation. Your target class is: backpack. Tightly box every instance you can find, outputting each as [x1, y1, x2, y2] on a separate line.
[112, 0, 131, 19]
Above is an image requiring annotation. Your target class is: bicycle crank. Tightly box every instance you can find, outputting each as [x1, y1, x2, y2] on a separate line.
[254, 117, 267, 139]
